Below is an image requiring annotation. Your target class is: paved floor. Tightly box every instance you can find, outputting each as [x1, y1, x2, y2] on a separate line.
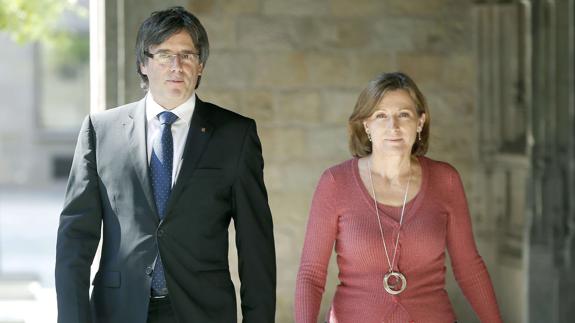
[0, 184, 65, 287]
[0, 184, 64, 323]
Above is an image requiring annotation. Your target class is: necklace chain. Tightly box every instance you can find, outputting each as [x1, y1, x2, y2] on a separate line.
[367, 158, 412, 273]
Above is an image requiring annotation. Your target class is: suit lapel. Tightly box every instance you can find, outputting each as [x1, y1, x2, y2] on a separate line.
[123, 99, 158, 218]
[165, 96, 214, 214]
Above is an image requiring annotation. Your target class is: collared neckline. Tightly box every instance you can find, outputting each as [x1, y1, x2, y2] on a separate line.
[145, 92, 195, 125]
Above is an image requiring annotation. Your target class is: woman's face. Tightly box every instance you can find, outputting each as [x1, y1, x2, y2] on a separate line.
[363, 89, 426, 156]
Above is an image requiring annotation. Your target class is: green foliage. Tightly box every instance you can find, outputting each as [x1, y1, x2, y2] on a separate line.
[57, 32, 90, 65]
[0, 0, 87, 46]
[48, 32, 90, 78]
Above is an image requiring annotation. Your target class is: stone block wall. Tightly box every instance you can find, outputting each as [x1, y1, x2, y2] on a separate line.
[184, 0, 488, 322]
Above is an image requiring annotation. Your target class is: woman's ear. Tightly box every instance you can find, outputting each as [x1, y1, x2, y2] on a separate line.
[418, 113, 426, 129]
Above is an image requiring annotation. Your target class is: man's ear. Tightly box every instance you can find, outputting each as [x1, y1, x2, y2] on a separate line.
[140, 63, 148, 75]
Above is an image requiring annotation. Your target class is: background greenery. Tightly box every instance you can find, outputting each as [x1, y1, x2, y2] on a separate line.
[0, 0, 86, 45]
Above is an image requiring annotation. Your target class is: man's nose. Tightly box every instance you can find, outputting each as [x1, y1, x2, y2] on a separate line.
[170, 55, 183, 71]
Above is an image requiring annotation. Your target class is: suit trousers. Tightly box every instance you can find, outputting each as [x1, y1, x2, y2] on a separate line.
[147, 296, 177, 323]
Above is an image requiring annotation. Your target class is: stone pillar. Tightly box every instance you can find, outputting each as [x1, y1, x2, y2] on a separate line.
[475, 0, 575, 322]
[527, 0, 575, 322]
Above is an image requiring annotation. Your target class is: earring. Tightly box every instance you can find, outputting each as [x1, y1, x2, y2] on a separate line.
[417, 130, 422, 141]
[365, 128, 372, 142]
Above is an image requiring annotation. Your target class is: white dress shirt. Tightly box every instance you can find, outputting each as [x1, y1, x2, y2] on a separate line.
[145, 92, 195, 187]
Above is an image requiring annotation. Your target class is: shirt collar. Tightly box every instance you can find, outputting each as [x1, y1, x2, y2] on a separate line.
[145, 92, 196, 125]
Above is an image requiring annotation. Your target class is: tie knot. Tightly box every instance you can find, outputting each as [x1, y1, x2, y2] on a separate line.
[158, 111, 178, 125]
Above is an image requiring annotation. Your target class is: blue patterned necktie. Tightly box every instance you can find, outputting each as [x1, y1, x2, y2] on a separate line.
[150, 111, 178, 296]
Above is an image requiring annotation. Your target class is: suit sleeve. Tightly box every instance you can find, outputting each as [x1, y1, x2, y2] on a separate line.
[55, 115, 102, 323]
[232, 120, 276, 323]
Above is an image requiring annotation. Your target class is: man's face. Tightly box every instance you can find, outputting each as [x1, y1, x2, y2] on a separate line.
[140, 30, 204, 109]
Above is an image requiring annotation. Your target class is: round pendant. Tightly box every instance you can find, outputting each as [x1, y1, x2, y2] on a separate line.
[383, 271, 407, 295]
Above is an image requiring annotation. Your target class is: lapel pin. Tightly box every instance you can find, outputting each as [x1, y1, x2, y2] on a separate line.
[201, 127, 206, 133]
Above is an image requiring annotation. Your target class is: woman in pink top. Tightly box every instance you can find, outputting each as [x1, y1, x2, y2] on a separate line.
[295, 72, 502, 323]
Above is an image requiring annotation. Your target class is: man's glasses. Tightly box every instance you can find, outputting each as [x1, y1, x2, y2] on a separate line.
[144, 51, 199, 65]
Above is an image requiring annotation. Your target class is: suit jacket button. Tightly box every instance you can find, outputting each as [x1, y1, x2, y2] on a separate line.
[145, 266, 153, 275]
[157, 229, 165, 237]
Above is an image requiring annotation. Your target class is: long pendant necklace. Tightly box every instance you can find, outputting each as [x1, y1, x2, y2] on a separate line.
[368, 158, 411, 295]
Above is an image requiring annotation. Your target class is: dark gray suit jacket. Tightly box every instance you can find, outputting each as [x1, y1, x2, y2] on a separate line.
[55, 96, 276, 323]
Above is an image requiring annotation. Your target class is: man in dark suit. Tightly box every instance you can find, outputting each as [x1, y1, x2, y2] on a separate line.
[55, 6, 276, 323]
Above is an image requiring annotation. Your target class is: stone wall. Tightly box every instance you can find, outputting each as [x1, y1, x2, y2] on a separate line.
[183, 0, 489, 322]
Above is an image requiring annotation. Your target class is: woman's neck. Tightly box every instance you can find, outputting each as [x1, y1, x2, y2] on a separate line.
[369, 152, 414, 184]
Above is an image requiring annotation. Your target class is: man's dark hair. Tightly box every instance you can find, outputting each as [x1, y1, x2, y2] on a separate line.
[135, 6, 209, 89]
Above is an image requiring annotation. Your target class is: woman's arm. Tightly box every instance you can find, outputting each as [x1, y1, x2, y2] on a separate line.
[445, 166, 503, 323]
[295, 169, 339, 323]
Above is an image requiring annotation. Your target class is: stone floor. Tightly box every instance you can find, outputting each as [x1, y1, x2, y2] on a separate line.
[0, 184, 64, 323]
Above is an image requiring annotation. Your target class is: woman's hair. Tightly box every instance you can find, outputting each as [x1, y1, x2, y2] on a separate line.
[348, 72, 430, 157]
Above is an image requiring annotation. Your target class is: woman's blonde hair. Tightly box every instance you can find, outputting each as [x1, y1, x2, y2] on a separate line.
[348, 72, 430, 157]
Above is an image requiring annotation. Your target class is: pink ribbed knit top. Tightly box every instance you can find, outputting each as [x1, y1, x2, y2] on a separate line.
[295, 157, 502, 323]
